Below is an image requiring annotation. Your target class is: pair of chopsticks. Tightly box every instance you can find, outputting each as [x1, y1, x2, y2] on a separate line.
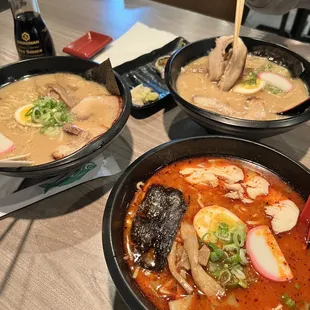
[300, 196, 310, 249]
[233, 0, 245, 51]
[0, 154, 33, 168]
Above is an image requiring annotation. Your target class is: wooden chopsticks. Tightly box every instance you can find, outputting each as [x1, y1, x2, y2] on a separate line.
[233, 0, 245, 51]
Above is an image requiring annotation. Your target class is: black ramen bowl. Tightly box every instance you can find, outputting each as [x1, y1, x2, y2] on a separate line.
[165, 37, 310, 139]
[0, 56, 131, 177]
[103, 136, 310, 310]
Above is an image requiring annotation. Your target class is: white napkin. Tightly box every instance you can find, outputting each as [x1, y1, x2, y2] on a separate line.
[0, 175, 24, 199]
[0, 153, 120, 217]
[94, 22, 177, 67]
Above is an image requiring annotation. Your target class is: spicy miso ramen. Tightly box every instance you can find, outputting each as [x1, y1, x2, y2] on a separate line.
[176, 36, 309, 120]
[0, 73, 122, 165]
[124, 158, 309, 310]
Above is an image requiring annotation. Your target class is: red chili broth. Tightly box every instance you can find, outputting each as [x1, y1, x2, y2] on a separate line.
[123, 157, 309, 310]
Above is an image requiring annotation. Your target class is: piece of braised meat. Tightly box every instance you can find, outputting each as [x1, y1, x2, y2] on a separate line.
[218, 37, 248, 91]
[131, 185, 188, 271]
[52, 125, 91, 160]
[208, 36, 234, 82]
[208, 36, 248, 91]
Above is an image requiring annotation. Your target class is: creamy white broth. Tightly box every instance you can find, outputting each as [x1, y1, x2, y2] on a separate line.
[176, 55, 308, 120]
[0, 73, 121, 164]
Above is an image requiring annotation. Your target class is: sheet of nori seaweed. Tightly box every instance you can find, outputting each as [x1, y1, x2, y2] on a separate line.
[114, 37, 188, 110]
[131, 185, 188, 271]
[83, 58, 121, 95]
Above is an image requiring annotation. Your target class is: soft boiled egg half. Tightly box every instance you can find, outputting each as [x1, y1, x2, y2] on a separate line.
[14, 104, 42, 127]
[193, 205, 245, 243]
[233, 79, 266, 95]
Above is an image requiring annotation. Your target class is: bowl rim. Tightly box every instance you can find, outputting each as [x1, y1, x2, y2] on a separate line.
[165, 36, 310, 129]
[0, 56, 131, 173]
[102, 135, 310, 310]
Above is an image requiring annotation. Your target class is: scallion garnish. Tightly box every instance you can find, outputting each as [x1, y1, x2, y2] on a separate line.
[208, 242, 226, 262]
[281, 293, 296, 308]
[27, 96, 72, 135]
[215, 222, 231, 241]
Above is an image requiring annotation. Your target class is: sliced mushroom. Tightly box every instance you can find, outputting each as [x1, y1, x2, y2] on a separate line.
[265, 200, 300, 234]
[180, 223, 225, 297]
[198, 245, 210, 267]
[167, 242, 194, 294]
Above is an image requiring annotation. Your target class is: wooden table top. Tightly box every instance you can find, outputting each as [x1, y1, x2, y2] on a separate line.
[0, 1, 309, 309]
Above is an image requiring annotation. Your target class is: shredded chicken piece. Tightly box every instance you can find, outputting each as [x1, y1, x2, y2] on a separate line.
[198, 245, 210, 267]
[272, 304, 283, 310]
[179, 165, 244, 188]
[179, 168, 219, 187]
[167, 242, 194, 294]
[225, 183, 244, 192]
[168, 296, 195, 310]
[265, 200, 300, 234]
[208, 165, 244, 184]
[243, 176, 270, 199]
[180, 223, 225, 297]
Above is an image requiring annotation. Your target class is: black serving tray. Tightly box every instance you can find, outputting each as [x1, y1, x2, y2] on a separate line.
[114, 37, 188, 111]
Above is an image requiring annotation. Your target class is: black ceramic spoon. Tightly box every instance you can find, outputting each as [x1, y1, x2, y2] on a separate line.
[277, 97, 310, 116]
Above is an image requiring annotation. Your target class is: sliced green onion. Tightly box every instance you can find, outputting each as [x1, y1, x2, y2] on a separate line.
[225, 253, 242, 266]
[208, 261, 219, 273]
[200, 232, 209, 243]
[238, 280, 248, 289]
[215, 222, 231, 241]
[295, 283, 300, 290]
[29, 96, 72, 134]
[231, 266, 246, 280]
[223, 244, 239, 252]
[233, 229, 246, 248]
[218, 270, 232, 285]
[281, 293, 296, 308]
[212, 269, 221, 279]
[225, 282, 240, 289]
[239, 249, 249, 265]
[41, 127, 60, 136]
[208, 243, 226, 262]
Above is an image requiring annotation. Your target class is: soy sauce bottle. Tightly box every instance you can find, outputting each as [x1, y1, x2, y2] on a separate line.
[9, 0, 56, 60]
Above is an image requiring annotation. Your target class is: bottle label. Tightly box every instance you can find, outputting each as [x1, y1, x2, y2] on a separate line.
[16, 31, 44, 57]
